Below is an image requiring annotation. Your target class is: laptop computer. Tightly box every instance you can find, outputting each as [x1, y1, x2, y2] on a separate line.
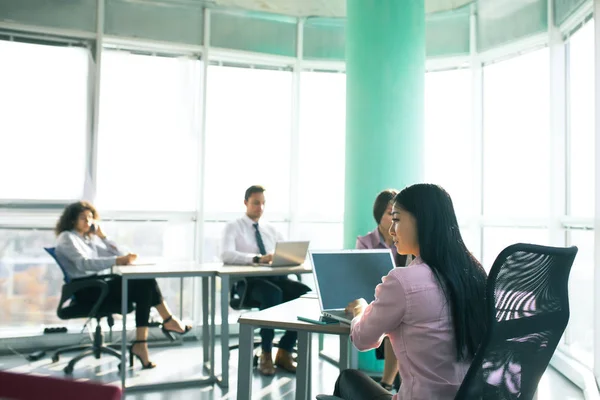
[310, 249, 396, 324]
[255, 241, 310, 267]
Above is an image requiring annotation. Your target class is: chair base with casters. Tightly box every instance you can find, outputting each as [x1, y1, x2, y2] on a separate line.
[44, 246, 135, 374]
[52, 315, 124, 375]
[51, 274, 134, 374]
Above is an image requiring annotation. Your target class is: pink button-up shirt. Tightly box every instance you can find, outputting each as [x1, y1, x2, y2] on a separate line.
[351, 257, 471, 400]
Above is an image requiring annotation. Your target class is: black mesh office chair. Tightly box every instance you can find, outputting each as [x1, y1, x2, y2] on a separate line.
[45, 247, 134, 374]
[316, 243, 578, 400]
[454, 243, 577, 400]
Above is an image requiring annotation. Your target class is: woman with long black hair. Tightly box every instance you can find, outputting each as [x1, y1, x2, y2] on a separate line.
[331, 184, 487, 400]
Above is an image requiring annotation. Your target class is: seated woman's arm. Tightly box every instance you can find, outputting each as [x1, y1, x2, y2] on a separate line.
[57, 232, 118, 274]
[351, 274, 407, 351]
[97, 236, 126, 257]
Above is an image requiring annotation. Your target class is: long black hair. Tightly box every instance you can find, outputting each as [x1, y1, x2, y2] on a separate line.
[393, 184, 487, 361]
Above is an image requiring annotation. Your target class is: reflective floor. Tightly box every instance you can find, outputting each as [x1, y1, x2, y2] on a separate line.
[0, 334, 585, 400]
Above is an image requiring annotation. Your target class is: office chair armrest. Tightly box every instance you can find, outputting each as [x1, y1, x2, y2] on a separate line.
[59, 279, 110, 319]
[315, 396, 343, 400]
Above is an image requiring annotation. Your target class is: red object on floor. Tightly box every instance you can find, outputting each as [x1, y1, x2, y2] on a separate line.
[0, 370, 122, 400]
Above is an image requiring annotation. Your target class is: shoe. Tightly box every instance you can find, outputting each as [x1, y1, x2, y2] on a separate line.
[258, 352, 275, 376]
[161, 315, 192, 341]
[274, 348, 297, 373]
[380, 382, 393, 391]
[129, 340, 156, 369]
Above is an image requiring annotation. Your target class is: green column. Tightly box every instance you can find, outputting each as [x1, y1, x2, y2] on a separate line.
[344, 0, 426, 249]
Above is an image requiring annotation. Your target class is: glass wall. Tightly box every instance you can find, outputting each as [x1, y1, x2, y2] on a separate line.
[0, 40, 90, 332]
[296, 70, 346, 249]
[563, 19, 595, 369]
[204, 65, 293, 217]
[97, 51, 201, 212]
[568, 21, 594, 219]
[0, 228, 62, 331]
[424, 68, 473, 222]
[483, 47, 550, 220]
[0, 41, 88, 201]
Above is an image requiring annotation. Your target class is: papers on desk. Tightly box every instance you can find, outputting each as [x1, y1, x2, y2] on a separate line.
[128, 257, 164, 266]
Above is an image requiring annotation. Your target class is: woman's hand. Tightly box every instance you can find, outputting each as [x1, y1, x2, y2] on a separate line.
[93, 223, 107, 239]
[345, 298, 368, 318]
[116, 253, 138, 266]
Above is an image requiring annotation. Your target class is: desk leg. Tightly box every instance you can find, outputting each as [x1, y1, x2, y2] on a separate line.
[179, 277, 184, 320]
[237, 323, 254, 400]
[120, 276, 128, 389]
[339, 334, 349, 370]
[220, 275, 230, 387]
[296, 331, 311, 400]
[210, 275, 216, 377]
[202, 277, 209, 366]
[308, 332, 313, 397]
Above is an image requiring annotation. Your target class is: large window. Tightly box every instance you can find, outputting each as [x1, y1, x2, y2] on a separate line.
[96, 51, 201, 212]
[298, 71, 346, 222]
[296, 71, 346, 251]
[568, 21, 594, 218]
[562, 20, 595, 369]
[424, 68, 473, 221]
[0, 229, 63, 331]
[0, 41, 88, 200]
[483, 48, 550, 218]
[481, 227, 549, 270]
[100, 220, 196, 320]
[204, 65, 293, 216]
[565, 229, 594, 367]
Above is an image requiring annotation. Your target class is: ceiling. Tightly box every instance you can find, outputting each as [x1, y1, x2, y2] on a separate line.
[201, 0, 475, 17]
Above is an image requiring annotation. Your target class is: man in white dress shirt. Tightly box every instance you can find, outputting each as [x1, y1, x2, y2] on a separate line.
[221, 185, 310, 376]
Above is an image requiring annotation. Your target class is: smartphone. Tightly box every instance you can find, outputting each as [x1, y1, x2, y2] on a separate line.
[89, 223, 96, 233]
[297, 315, 338, 325]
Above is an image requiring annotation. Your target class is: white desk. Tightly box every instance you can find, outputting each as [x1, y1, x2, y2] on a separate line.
[114, 261, 221, 392]
[214, 264, 313, 388]
[113, 262, 313, 390]
[237, 297, 350, 400]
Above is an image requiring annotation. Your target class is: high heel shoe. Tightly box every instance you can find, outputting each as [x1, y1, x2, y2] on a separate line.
[161, 315, 192, 341]
[129, 340, 156, 369]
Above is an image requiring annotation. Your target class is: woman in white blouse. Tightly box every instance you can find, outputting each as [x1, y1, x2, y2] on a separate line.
[55, 201, 192, 369]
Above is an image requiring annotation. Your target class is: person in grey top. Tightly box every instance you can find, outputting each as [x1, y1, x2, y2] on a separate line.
[55, 201, 192, 370]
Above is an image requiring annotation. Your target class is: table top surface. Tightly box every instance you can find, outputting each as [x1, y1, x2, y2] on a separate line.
[238, 297, 350, 335]
[113, 261, 312, 278]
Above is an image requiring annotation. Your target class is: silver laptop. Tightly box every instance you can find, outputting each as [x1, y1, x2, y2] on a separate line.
[256, 241, 310, 267]
[310, 249, 396, 324]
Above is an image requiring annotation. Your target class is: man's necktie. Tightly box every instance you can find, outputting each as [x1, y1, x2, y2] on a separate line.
[253, 223, 267, 255]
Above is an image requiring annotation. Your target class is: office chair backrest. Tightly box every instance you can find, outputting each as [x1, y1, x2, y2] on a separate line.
[454, 243, 578, 400]
[44, 247, 71, 284]
[230, 279, 261, 310]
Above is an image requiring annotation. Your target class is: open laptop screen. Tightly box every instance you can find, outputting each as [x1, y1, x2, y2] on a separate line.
[310, 250, 395, 311]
